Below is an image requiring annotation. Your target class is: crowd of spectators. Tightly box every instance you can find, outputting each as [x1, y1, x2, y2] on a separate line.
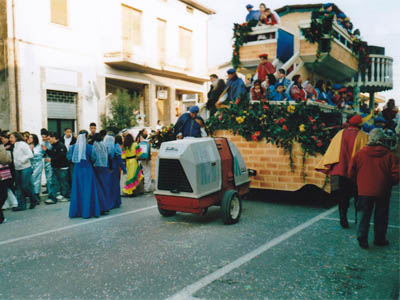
[0, 123, 154, 223]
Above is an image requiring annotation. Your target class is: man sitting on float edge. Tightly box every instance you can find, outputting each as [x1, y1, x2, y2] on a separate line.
[174, 105, 205, 138]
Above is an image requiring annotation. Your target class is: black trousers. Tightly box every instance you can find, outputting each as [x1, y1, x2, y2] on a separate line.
[0, 179, 12, 223]
[332, 176, 356, 210]
[356, 195, 390, 242]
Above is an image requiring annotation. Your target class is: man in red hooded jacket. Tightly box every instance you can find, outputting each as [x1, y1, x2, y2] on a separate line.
[348, 128, 399, 249]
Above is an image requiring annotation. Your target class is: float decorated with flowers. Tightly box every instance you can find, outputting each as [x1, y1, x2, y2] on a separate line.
[207, 3, 393, 193]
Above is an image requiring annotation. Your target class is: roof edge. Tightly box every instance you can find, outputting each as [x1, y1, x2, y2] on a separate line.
[179, 0, 216, 15]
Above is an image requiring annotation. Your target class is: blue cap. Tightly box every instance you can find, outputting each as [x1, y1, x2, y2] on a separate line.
[323, 3, 333, 8]
[227, 68, 236, 75]
[189, 105, 199, 113]
[337, 13, 346, 19]
[374, 117, 386, 123]
[246, 4, 253, 9]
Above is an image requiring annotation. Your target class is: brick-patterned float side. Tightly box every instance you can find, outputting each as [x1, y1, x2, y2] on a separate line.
[213, 130, 330, 193]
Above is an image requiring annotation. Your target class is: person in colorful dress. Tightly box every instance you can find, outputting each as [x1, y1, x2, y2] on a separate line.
[28, 134, 43, 202]
[104, 134, 126, 208]
[68, 131, 100, 219]
[122, 134, 143, 196]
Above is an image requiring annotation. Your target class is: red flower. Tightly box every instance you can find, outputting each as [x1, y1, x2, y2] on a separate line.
[312, 135, 317, 141]
[308, 116, 316, 123]
[218, 115, 223, 120]
[233, 51, 237, 56]
[316, 140, 323, 147]
[321, 122, 326, 127]
[312, 125, 317, 130]
[231, 114, 235, 118]
[263, 105, 269, 110]
[282, 125, 288, 131]
[251, 134, 258, 142]
[235, 98, 240, 105]
[274, 120, 279, 124]
[279, 118, 285, 124]
[255, 131, 261, 136]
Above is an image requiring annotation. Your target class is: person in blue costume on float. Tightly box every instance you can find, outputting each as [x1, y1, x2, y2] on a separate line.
[226, 68, 246, 104]
[269, 83, 288, 101]
[174, 105, 205, 138]
[68, 130, 100, 219]
[245, 4, 260, 22]
[104, 134, 126, 209]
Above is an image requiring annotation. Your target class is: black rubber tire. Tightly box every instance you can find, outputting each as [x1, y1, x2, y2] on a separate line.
[221, 190, 242, 225]
[158, 206, 176, 217]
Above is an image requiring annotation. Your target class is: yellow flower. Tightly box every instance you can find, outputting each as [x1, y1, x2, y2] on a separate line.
[287, 105, 296, 113]
[299, 124, 306, 132]
[236, 116, 245, 124]
[243, 110, 247, 114]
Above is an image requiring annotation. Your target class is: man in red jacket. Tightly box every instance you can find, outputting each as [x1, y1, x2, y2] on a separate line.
[348, 128, 399, 249]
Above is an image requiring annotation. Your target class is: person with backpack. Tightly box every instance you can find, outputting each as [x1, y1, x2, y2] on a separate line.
[136, 129, 152, 193]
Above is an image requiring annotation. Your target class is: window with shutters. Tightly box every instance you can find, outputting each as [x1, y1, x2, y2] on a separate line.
[157, 19, 167, 66]
[122, 4, 142, 52]
[178, 26, 193, 71]
[50, 0, 68, 26]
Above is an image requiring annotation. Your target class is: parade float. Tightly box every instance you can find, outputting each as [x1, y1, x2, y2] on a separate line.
[206, 3, 394, 194]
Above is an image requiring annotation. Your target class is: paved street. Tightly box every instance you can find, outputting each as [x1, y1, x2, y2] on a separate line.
[0, 187, 399, 300]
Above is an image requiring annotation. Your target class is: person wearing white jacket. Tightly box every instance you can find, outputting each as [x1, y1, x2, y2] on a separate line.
[9, 132, 39, 211]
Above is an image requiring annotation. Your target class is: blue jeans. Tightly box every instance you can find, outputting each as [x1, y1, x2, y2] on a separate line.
[44, 161, 58, 198]
[15, 167, 39, 209]
[50, 168, 70, 199]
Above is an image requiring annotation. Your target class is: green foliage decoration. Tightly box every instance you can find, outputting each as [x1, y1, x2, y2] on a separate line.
[101, 89, 140, 133]
[206, 95, 338, 172]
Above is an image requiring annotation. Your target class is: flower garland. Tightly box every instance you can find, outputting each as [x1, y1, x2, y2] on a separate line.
[352, 38, 370, 72]
[304, 8, 371, 71]
[231, 19, 258, 69]
[149, 125, 175, 149]
[303, 10, 334, 60]
[206, 95, 339, 172]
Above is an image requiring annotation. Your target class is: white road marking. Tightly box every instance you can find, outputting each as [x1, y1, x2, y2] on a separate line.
[323, 217, 400, 229]
[166, 206, 338, 300]
[0, 205, 157, 246]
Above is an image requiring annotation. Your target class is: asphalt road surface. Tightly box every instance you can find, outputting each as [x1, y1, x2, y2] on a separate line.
[0, 186, 399, 300]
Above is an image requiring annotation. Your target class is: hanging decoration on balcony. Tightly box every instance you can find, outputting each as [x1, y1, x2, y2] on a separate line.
[206, 95, 336, 172]
[303, 10, 334, 60]
[352, 37, 370, 72]
[231, 19, 258, 69]
[149, 125, 175, 149]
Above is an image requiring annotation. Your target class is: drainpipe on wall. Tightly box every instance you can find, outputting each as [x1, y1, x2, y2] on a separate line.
[11, 0, 20, 131]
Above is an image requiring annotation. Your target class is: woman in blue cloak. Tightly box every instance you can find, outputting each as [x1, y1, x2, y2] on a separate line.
[68, 131, 100, 218]
[91, 133, 113, 213]
[104, 134, 127, 209]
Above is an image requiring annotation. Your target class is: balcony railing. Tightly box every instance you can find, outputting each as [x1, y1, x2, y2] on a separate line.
[353, 54, 393, 92]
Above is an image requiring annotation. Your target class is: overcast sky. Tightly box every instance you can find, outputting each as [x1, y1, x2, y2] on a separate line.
[201, 0, 399, 103]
